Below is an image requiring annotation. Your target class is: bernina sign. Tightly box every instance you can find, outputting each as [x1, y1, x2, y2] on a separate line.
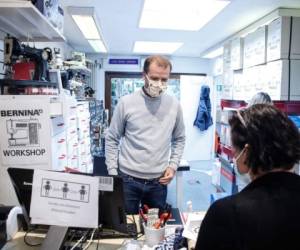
[0, 109, 43, 117]
[0, 96, 51, 167]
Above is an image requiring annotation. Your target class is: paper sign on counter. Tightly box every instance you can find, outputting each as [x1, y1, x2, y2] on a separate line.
[30, 169, 99, 228]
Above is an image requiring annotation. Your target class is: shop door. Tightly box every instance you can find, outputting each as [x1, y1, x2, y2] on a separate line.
[105, 72, 180, 121]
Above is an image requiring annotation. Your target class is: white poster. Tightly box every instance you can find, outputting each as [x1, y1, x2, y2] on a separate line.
[0, 96, 51, 167]
[30, 169, 98, 228]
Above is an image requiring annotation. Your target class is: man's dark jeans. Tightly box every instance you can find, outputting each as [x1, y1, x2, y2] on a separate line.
[119, 171, 167, 214]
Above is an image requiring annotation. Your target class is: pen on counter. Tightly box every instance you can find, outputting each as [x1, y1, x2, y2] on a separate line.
[139, 208, 148, 224]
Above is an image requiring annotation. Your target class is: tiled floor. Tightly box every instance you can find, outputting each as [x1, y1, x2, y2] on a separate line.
[167, 160, 215, 212]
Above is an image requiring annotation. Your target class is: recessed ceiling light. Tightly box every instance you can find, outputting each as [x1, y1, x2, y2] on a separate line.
[133, 41, 183, 54]
[88, 40, 107, 53]
[202, 47, 224, 58]
[139, 0, 230, 31]
[72, 15, 101, 39]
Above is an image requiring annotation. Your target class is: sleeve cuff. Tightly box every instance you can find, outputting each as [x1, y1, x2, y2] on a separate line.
[108, 169, 118, 176]
[169, 162, 178, 171]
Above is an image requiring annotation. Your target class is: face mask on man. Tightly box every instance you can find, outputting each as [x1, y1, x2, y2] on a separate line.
[144, 75, 168, 97]
[233, 147, 251, 189]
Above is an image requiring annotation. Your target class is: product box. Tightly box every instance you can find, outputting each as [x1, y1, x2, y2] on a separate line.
[219, 157, 238, 195]
[231, 37, 244, 70]
[32, 0, 64, 34]
[243, 26, 267, 68]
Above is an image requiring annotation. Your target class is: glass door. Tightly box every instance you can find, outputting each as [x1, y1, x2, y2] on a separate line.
[105, 72, 180, 121]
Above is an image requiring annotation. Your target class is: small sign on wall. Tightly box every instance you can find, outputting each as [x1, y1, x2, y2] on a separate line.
[0, 96, 51, 167]
[108, 58, 139, 65]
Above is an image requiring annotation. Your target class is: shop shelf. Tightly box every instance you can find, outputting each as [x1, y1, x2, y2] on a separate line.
[0, 0, 65, 41]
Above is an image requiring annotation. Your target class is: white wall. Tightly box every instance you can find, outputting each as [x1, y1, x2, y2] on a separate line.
[180, 75, 215, 162]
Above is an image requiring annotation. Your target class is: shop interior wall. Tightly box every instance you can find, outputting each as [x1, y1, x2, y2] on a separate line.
[180, 75, 215, 162]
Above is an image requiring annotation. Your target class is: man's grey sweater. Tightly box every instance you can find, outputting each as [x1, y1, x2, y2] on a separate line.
[105, 89, 185, 179]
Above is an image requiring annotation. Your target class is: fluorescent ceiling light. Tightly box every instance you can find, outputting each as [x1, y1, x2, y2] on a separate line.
[133, 41, 183, 54]
[202, 47, 224, 58]
[88, 40, 107, 53]
[139, 0, 230, 31]
[72, 15, 101, 39]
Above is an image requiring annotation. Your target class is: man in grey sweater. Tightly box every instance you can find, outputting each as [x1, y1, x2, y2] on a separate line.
[105, 55, 185, 214]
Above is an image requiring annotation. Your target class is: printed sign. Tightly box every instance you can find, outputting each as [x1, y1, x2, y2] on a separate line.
[41, 178, 91, 203]
[108, 58, 139, 65]
[0, 96, 51, 167]
[30, 169, 99, 228]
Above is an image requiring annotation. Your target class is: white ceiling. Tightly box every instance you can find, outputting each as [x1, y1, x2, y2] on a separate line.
[60, 0, 300, 57]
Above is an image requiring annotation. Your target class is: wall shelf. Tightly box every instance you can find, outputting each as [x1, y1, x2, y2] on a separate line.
[0, 0, 65, 41]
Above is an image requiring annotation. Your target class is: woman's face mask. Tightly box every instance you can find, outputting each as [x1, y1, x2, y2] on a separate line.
[232, 148, 245, 172]
[233, 147, 251, 189]
[144, 75, 168, 97]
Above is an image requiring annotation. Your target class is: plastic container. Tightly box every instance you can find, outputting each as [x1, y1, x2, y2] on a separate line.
[186, 200, 193, 212]
[143, 223, 165, 247]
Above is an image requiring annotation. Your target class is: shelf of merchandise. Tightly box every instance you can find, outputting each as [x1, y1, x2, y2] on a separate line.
[214, 99, 247, 195]
[64, 65, 92, 74]
[221, 99, 247, 110]
[220, 144, 234, 159]
[216, 99, 300, 194]
[273, 101, 300, 115]
[218, 99, 247, 159]
[0, 0, 65, 41]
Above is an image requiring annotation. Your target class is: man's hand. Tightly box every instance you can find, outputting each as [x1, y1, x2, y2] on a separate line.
[159, 167, 176, 185]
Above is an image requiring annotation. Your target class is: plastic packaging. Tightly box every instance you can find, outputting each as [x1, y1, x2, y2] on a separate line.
[186, 200, 193, 212]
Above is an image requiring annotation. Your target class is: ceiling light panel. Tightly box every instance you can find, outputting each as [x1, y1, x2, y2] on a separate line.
[72, 15, 101, 39]
[133, 41, 183, 54]
[88, 40, 107, 53]
[139, 0, 230, 31]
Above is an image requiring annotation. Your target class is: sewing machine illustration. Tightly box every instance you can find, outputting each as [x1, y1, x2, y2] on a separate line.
[6, 119, 41, 147]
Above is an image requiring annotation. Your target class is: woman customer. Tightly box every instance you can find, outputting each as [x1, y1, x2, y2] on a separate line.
[236, 92, 273, 191]
[195, 104, 300, 250]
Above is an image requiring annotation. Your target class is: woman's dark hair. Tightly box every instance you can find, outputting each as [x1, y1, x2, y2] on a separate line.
[229, 104, 300, 174]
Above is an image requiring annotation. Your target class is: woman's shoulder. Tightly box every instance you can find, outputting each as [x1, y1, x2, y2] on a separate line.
[206, 195, 238, 219]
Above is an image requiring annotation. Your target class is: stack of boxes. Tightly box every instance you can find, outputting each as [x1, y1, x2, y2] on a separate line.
[52, 96, 93, 173]
[65, 101, 79, 171]
[51, 115, 67, 171]
[76, 101, 93, 173]
[213, 15, 300, 102]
